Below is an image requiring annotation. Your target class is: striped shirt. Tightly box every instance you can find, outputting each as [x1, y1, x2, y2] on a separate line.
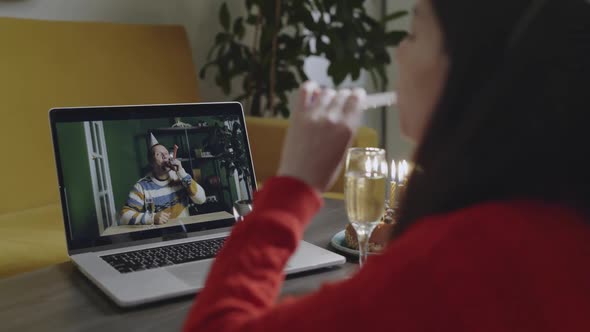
[120, 169, 206, 225]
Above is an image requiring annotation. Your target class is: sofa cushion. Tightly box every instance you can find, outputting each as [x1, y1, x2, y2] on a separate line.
[0, 204, 67, 278]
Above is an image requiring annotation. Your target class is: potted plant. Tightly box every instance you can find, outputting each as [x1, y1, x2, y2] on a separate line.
[200, 0, 408, 117]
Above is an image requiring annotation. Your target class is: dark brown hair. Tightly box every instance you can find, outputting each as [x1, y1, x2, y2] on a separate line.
[395, 0, 590, 235]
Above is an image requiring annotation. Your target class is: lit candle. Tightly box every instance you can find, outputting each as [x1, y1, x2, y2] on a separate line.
[403, 160, 410, 183]
[389, 160, 397, 208]
[399, 160, 409, 183]
[397, 160, 410, 200]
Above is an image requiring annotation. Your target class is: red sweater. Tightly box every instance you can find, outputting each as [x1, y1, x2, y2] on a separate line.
[184, 177, 590, 331]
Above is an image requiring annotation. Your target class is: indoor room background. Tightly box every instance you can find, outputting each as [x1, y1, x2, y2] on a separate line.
[0, 0, 414, 159]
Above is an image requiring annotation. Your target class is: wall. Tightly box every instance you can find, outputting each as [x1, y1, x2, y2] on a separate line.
[0, 0, 181, 24]
[0, 0, 226, 100]
[179, 1, 245, 104]
[383, 0, 415, 160]
[55, 122, 97, 241]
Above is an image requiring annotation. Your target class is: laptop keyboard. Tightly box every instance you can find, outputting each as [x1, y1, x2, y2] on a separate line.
[100, 237, 227, 274]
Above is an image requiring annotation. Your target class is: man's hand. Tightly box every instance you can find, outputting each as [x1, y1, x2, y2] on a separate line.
[155, 211, 171, 225]
[169, 159, 184, 173]
[277, 82, 366, 193]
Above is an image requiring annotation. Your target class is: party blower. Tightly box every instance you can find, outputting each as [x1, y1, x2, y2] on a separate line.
[361, 91, 397, 111]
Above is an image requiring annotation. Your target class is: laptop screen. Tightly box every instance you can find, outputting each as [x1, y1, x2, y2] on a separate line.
[50, 103, 256, 252]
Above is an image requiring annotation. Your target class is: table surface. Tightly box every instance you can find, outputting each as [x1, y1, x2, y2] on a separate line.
[101, 211, 235, 236]
[0, 199, 358, 332]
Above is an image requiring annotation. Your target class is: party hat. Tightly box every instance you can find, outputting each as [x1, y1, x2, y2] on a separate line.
[149, 133, 159, 147]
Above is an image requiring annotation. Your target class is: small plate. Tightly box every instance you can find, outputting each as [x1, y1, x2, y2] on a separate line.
[330, 230, 378, 257]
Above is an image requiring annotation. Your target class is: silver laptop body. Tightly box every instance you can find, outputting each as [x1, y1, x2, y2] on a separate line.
[49, 102, 345, 307]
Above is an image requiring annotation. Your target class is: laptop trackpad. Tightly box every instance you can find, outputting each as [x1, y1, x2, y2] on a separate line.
[167, 258, 294, 288]
[167, 260, 213, 287]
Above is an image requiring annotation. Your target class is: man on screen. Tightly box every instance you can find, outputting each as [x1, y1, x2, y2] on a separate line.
[120, 134, 206, 225]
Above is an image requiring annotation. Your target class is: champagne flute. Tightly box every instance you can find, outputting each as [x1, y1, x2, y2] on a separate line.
[232, 199, 253, 222]
[344, 147, 388, 267]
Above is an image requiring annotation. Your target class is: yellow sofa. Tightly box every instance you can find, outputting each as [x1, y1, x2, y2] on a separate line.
[0, 18, 199, 278]
[0, 17, 378, 279]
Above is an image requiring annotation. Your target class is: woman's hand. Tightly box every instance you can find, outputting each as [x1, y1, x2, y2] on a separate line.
[277, 82, 366, 193]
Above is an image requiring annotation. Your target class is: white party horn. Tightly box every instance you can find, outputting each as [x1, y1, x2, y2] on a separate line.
[361, 92, 397, 111]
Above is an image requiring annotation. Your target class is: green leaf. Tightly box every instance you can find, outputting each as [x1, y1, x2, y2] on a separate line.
[373, 48, 392, 64]
[311, 0, 325, 13]
[383, 10, 408, 23]
[326, 30, 345, 61]
[276, 70, 299, 91]
[278, 104, 290, 118]
[219, 3, 230, 32]
[295, 65, 308, 82]
[327, 62, 347, 86]
[233, 17, 245, 39]
[246, 14, 258, 25]
[369, 69, 379, 91]
[350, 62, 361, 81]
[277, 91, 288, 104]
[335, 1, 353, 22]
[384, 31, 408, 46]
[301, 10, 318, 30]
[215, 33, 230, 46]
[376, 64, 388, 90]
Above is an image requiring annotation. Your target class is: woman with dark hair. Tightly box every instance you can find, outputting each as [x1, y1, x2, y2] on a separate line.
[184, 0, 590, 331]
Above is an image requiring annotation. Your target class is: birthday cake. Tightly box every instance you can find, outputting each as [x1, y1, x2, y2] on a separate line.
[344, 207, 396, 253]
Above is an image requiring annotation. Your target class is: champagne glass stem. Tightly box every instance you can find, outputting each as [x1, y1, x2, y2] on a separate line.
[352, 223, 377, 267]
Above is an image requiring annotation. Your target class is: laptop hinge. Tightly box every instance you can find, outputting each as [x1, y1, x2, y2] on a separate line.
[162, 232, 188, 241]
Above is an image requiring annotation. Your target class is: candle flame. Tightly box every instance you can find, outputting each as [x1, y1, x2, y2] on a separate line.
[396, 160, 410, 183]
[390, 159, 396, 181]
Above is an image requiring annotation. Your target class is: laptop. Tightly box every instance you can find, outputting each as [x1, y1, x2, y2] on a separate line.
[49, 102, 346, 307]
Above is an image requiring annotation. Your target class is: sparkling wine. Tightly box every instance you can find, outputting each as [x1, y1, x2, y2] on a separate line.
[345, 172, 386, 224]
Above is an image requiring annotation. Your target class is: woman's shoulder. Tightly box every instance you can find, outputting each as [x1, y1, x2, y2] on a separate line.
[375, 200, 590, 329]
[412, 199, 585, 228]
[429, 199, 586, 232]
[393, 199, 590, 260]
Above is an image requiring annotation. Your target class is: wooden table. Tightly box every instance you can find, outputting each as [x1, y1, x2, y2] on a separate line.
[0, 199, 358, 332]
[101, 211, 235, 236]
